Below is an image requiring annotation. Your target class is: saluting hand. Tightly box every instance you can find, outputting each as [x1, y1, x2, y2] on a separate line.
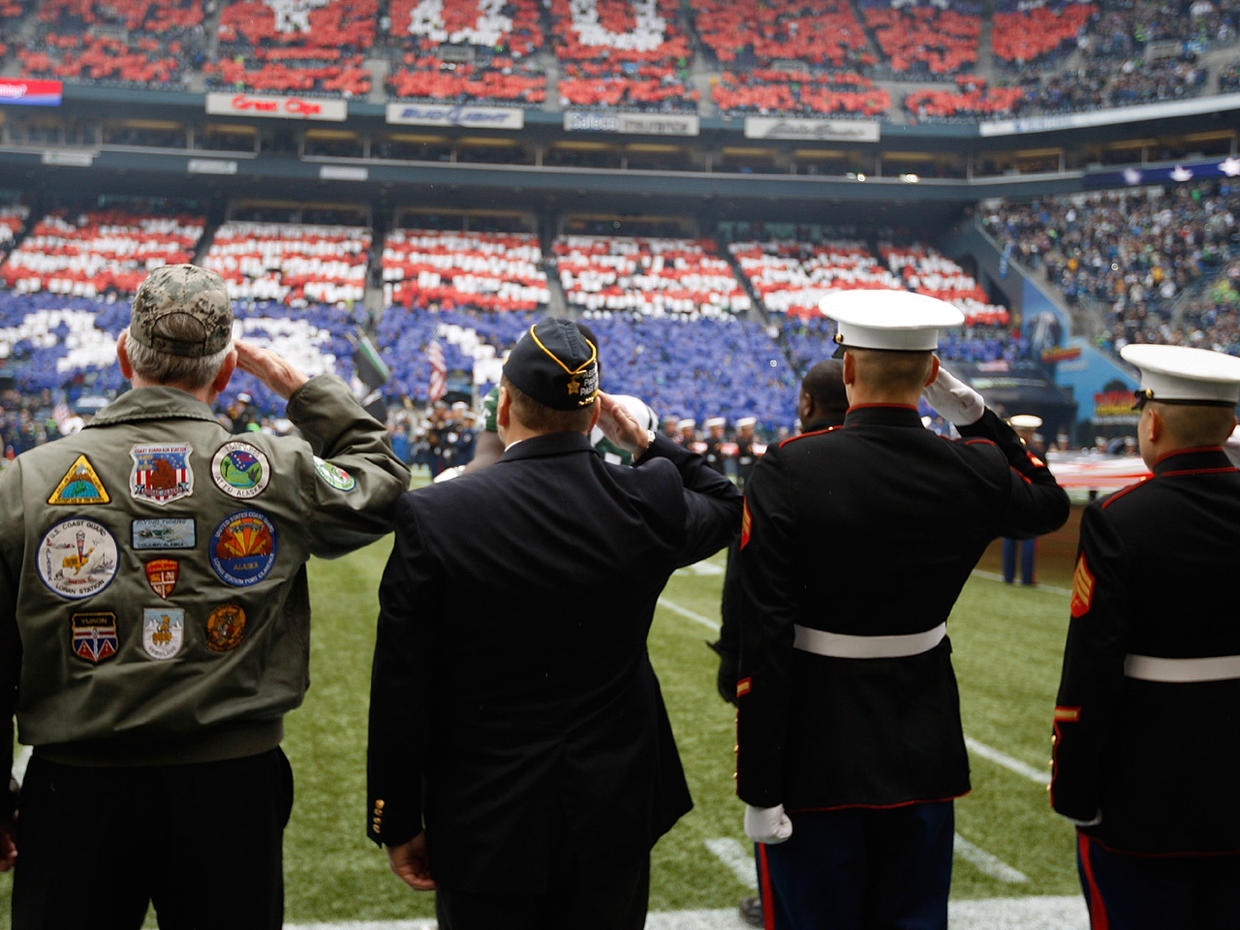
[596, 392, 652, 458]
[234, 340, 310, 400]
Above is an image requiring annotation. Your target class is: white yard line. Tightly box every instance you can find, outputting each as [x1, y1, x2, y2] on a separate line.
[657, 596, 720, 632]
[965, 736, 1051, 786]
[703, 837, 759, 890]
[284, 896, 1088, 930]
[970, 569, 1071, 597]
[11, 744, 32, 787]
[954, 833, 1029, 883]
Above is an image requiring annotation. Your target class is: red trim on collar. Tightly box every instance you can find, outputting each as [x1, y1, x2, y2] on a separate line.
[1099, 475, 1152, 510]
[846, 403, 920, 412]
[778, 425, 841, 448]
[1151, 445, 1224, 467]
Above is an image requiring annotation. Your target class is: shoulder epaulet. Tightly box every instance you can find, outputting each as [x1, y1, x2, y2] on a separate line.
[778, 425, 842, 449]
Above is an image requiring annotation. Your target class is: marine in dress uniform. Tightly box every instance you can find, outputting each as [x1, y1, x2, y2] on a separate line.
[703, 416, 728, 475]
[1052, 343, 1240, 930]
[1002, 414, 1047, 585]
[734, 291, 1070, 930]
[367, 319, 741, 930]
[734, 416, 759, 488]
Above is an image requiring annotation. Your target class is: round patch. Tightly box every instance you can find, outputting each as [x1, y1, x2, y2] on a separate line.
[211, 442, 271, 499]
[37, 517, 119, 600]
[205, 603, 247, 653]
[209, 510, 277, 587]
[313, 456, 356, 492]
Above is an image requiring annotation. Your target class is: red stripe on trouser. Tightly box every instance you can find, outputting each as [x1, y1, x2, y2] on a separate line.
[1078, 832, 1109, 930]
[758, 842, 776, 930]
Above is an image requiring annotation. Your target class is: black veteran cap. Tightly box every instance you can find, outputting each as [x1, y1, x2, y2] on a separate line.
[504, 318, 599, 409]
[130, 264, 234, 358]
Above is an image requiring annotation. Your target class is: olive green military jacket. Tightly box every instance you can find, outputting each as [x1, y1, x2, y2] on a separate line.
[0, 375, 408, 810]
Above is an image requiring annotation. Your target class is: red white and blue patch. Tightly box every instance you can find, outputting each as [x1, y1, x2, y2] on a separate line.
[210, 510, 276, 587]
[129, 443, 194, 506]
[144, 558, 179, 599]
[72, 610, 119, 663]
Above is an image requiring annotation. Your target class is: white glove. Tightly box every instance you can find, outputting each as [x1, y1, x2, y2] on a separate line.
[432, 465, 466, 483]
[1061, 810, 1103, 828]
[744, 804, 793, 845]
[923, 365, 985, 426]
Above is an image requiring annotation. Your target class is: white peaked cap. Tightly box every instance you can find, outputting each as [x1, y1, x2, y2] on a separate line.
[736, 416, 757, 428]
[677, 418, 696, 429]
[1121, 344, 1240, 406]
[820, 289, 964, 351]
[705, 417, 726, 428]
[1010, 414, 1043, 429]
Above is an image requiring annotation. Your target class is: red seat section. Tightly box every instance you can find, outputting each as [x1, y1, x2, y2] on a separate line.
[381, 229, 549, 311]
[880, 242, 1009, 326]
[201, 221, 371, 304]
[729, 236, 901, 317]
[861, 2, 981, 77]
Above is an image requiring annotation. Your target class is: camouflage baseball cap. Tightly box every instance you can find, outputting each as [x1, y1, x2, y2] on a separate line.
[129, 264, 233, 358]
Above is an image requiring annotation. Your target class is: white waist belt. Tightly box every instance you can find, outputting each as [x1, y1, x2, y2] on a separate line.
[793, 622, 947, 659]
[1123, 653, 1240, 683]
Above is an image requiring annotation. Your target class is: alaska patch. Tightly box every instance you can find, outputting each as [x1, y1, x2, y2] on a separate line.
[47, 454, 110, 505]
[129, 443, 193, 505]
[211, 442, 270, 499]
[72, 610, 119, 663]
[144, 558, 180, 599]
[143, 607, 184, 659]
[210, 510, 276, 587]
[313, 456, 356, 492]
[38, 518, 118, 599]
[1070, 555, 1095, 619]
[132, 518, 196, 550]
[205, 603, 247, 652]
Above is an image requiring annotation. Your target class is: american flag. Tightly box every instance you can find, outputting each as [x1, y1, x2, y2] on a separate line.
[427, 340, 447, 403]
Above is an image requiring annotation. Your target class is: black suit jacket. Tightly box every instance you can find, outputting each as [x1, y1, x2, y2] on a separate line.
[367, 431, 741, 892]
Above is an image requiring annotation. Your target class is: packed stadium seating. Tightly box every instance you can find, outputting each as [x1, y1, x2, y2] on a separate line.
[879, 242, 1011, 326]
[691, 0, 871, 69]
[0, 206, 29, 261]
[0, 207, 205, 296]
[713, 69, 890, 118]
[860, 2, 982, 77]
[728, 236, 902, 316]
[991, 2, 1097, 67]
[380, 228, 550, 311]
[201, 220, 370, 304]
[554, 235, 751, 317]
[904, 76, 1024, 121]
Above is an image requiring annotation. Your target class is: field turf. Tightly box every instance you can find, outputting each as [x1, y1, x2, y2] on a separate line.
[0, 498, 1091, 925]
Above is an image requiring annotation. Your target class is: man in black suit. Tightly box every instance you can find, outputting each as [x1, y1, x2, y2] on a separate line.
[734, 291, 1069, 930]
[1052, 343, 1240, 930]
[367, 318, 741, 930]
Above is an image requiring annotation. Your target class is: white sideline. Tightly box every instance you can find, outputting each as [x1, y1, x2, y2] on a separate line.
[971, 569, 1072, 597]
[657, 596, 720, 632]
[954, 833, 1028, 883]
[965, 736, 1051, 786]
[283, 896, 1088, 929]
[703, 837, 759, 890]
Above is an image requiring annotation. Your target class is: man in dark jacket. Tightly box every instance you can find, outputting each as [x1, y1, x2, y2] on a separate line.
[734, 290, 1069, 930]
[367, 318, 741, 930]
[1052, 342, 1240, 930]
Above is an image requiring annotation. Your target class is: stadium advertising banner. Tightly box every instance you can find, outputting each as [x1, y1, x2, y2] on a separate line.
[1094, 389, 1139, 425]
[386, 103, 525, 130]
[744, 117, 880, 143]
[206, 92, 347, 122]
[564, 111, 700, 136]
[979, 92, 1240, 137]
[0, 79, 63, 106]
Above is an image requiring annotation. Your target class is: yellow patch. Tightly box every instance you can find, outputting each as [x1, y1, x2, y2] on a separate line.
[1054, 706, 1080, 722]
[1070, 555, 1095, 618]
[48, 454, 110, 505]
[740, 499, 752, 550]
[736, 677, 752, 698]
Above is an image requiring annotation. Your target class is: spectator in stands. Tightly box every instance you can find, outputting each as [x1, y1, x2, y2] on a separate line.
[1002, 414, 1047, 586]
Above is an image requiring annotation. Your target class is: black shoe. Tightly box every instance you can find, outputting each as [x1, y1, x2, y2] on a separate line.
[739, 895, 764, 928]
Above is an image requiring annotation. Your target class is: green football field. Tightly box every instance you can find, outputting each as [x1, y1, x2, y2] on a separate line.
[0, 499, 1091, 926]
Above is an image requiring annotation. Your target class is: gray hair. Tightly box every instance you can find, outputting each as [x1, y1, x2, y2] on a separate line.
[126, 324, 233, 390]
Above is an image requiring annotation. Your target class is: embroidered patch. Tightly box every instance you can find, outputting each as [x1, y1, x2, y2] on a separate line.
[132, 517, 196, 550]
[142, 607, 184, 659]
[1070, 554, 1095, 619]
[736, 677, 752, 698]
[38, 518, 118, 600]
[129, 443, 193, 505]
[144, 558, 180, 599]
[1054, 706, 1081, 722]
[72, 610, 119, 663]
[205, 603, 247, 652]
[740, 499, 752, 550]
[47, 454, 110, 505]
[313, 456, 356, 492]
[210, 510, 276, 587]
[211, 442, 270, 499]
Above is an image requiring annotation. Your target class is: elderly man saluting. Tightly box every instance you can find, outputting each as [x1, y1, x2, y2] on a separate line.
[367, 317, 741, 930]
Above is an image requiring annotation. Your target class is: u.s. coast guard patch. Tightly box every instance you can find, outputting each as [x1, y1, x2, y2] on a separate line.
[143, 607, 184, 659]
[130, 443, 193, 505]
[38, 518, 118, 599]
[211, 442, 270, 499]
[210, 510, 276, 586]
[72, 610, 119, 663]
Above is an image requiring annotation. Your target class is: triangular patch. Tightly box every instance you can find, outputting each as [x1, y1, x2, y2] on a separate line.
[48, 454, 110, 505]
